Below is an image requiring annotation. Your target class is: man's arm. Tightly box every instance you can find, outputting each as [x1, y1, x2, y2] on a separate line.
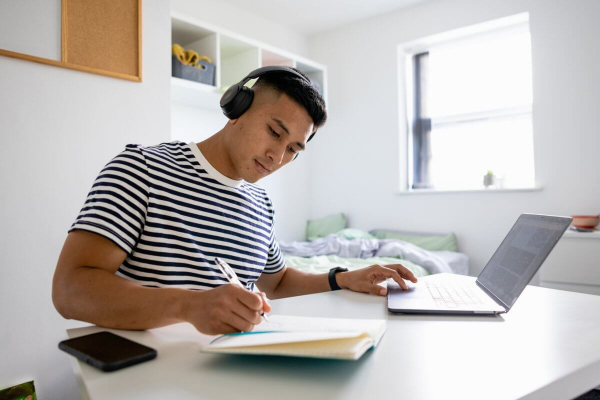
[256, 267, 329, 299]
[52, 230, 268, 335]
[256, 263, 417, 300]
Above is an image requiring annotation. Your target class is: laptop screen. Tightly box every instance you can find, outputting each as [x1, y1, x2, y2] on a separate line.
[476, 214, 571, 310]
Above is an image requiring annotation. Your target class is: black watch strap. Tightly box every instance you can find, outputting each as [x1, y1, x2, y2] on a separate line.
[328, 267, 349, 291]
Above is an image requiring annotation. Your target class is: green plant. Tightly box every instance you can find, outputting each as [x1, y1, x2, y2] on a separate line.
[0, 381, 36, 400]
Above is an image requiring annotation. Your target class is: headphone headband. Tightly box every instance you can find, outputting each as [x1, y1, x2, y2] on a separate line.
[220, 66, 311, 116]
[244, 66, 311, 84]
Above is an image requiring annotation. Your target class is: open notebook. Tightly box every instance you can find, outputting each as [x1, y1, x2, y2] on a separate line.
[201, 315, 387, 360]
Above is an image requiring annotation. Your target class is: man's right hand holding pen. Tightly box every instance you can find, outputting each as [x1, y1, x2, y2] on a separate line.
[180, 284, 271, 335]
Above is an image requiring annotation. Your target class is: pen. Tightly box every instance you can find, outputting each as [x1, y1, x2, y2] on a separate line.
[214, 257, 269, 322]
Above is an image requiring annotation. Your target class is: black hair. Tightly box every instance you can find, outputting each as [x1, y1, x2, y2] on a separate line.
[253, 67, 327, 142]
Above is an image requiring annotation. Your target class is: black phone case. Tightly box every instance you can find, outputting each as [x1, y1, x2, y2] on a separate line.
[59, 332, 157, 372]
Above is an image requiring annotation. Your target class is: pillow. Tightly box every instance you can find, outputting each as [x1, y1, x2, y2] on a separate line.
[333, 228, 376, 240]
[306, 213, 347, 241]
[369, 229, 458, 252]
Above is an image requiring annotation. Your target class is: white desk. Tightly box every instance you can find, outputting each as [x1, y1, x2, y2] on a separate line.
[66, 275, 600, 400]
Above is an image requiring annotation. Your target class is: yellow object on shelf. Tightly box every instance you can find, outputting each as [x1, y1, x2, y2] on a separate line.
[194, 56, 212, 69]
[172, 44, 212, 68]
[185, 49, 199, 65]
[171, 43, 216, 85]
[172, 44, 187, 64]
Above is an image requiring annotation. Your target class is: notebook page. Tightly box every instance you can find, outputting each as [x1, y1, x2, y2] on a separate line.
[257, 315, 385, 342]
[209, 315, 386, 348]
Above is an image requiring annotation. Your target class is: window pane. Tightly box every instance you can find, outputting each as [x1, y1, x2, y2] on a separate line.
[428, 31, 533, 118]
[429, 115, 535, 190]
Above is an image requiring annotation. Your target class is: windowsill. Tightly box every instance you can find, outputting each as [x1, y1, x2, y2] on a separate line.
[395, 186, 543, 195]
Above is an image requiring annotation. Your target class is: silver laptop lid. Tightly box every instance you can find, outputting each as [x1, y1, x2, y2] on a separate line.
[476, 214, 572, 311]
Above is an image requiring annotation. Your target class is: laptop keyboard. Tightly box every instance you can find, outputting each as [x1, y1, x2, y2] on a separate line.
[427, 281, 485, 308]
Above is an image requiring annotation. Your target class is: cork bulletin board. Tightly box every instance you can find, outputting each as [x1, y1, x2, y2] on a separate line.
[0, 0, 142, 82]
[63, 0, 141, 79]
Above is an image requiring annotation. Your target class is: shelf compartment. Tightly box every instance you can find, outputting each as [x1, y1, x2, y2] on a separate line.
[172, 18, 219, 87]
[296, 60, 325, 98]
[220, 34, 260, 90]
[261, 49, 295, 68]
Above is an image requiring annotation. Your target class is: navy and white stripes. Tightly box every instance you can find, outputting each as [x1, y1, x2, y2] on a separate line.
[70, 141, 285, 290]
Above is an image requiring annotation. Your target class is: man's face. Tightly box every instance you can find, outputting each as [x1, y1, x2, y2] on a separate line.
[227, 89, 314, 183]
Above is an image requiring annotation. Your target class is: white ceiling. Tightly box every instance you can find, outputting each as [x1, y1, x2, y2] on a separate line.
[218, 0, 433, 35]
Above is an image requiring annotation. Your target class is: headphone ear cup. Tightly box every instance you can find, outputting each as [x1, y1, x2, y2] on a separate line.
[222, 86, 254, 120]
[220, 84, 240, 110]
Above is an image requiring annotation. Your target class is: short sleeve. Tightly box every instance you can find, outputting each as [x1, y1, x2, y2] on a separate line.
[69, 144, 150, 254]
[263, 227, 286, 274]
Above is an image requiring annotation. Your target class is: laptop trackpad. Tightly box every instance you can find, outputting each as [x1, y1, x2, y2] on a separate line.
[388, 282, 437, 310]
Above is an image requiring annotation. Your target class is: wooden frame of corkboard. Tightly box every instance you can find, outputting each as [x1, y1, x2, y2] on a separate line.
[0, 0, 142, 82]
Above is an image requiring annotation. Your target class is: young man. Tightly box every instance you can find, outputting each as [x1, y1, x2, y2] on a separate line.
[52, 68, 416, 335]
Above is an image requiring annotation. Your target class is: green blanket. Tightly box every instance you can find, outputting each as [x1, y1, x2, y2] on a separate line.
[285, 255, 430, 278]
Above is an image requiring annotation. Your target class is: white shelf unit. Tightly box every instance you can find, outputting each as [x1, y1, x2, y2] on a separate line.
[540, 229, 600, 296]
[171, 77, 221, 111]
[170, 13, 327, 111]
[562, 229, 600, 239]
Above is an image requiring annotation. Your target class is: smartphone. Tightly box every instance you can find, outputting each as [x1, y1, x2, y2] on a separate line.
[59, 331, 157, 372]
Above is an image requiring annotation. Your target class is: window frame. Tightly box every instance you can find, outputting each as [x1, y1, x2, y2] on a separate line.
[398, 13, 536, 193]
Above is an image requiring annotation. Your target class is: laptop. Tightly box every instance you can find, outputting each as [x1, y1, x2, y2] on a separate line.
[388, 214, 572, 315]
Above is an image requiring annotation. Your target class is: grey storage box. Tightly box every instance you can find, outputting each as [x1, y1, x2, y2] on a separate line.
[171, 55, 215, 86]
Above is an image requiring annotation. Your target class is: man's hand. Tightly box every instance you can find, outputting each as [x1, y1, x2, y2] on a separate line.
[335, 264, 418, 296]
[182, 285, 271, 335]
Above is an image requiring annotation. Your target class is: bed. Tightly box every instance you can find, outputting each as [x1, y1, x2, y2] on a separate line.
[281, 223, 469, 279]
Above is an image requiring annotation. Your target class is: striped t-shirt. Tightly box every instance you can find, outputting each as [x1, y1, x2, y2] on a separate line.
[70, 141, 286, 290]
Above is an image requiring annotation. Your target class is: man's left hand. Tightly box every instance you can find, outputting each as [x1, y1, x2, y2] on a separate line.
[335, 264, 418, 296]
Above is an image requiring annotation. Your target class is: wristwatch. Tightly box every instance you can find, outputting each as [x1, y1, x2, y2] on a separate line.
[328, 267, 349, 291]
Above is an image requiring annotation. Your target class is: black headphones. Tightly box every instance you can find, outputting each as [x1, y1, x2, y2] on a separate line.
[220, 66, 311, 120]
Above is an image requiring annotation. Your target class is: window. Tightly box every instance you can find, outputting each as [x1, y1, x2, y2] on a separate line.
[404, 16, 535, 191]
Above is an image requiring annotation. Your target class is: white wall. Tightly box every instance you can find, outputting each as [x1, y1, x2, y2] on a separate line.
[0, 0, 61, 60]
[307, 0, 600, 275]
[170, 0, 312, 241]
[0, 1, 171, 398]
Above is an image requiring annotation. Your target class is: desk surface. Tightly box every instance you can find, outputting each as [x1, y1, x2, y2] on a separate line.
[66, 275, 600, 400]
